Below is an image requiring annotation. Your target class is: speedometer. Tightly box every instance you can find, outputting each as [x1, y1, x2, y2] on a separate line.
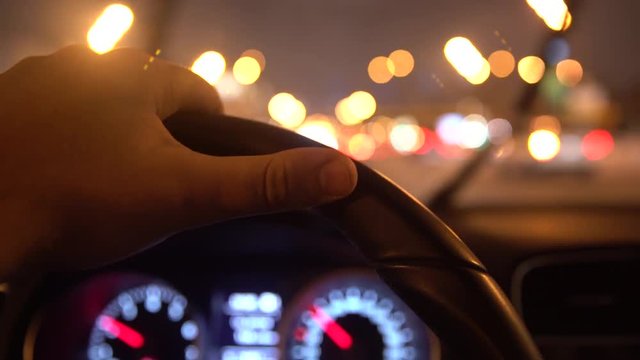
[87, 283, 203, 360]
[280, 271, 438, 360]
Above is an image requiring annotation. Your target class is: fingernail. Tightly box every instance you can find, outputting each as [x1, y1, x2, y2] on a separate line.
[319, 157, 357, 198]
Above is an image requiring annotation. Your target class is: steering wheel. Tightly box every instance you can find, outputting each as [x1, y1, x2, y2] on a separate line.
[0, 111, 541, 359]
[163, 112, 541, 360]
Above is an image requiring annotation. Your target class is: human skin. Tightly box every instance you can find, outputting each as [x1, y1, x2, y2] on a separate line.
[0, 46, 357, 281]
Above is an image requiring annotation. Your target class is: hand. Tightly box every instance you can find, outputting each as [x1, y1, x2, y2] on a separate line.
[0, 46, 357, 280]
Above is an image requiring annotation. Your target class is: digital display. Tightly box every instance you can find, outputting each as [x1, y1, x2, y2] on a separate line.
[214, 291, 283, 360]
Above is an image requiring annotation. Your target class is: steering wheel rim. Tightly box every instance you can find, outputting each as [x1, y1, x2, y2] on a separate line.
[163, 111, 542, 359]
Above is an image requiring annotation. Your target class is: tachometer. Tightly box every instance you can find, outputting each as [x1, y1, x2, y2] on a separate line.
[87, 283, 203, 360]
[281, 271, 438, 359]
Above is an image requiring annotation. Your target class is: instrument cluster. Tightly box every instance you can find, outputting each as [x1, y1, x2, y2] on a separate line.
[27, 270, 440, 359]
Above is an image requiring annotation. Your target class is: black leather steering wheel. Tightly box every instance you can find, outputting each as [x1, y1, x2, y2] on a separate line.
[162, 111, 542, 360]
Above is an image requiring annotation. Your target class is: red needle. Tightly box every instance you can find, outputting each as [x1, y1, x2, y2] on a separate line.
[309, 305, 353, 350]
[98, 315, 145, 349]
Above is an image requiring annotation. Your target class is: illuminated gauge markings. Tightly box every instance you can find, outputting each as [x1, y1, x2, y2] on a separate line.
[284, 273, 434, 360]
[87, 283, 202, 360]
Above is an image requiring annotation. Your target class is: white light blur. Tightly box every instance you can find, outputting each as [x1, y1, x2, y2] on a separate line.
[268, 93, 306, 128]
[257, 293, 282, 314]
[443, 37, 490, 85]
[215, 72, 244, 100]
[87, 4, 134, 54]
[526, 0, 572, 31]
[528, 129, 561, 161]
[487, 118, 513, 145]
[458, 114, 488, 149]
[191, 51, 226, 86]
[435, 113, 464, 145]
[296, 121, 339, 149]
[389, 121, 424, 154]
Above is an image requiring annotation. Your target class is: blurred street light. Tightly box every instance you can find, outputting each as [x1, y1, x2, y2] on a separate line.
[526, 0, 572, 31]
[444, 37, 490, 85]
[191, 51, 226, 85]
[87, 4, 134, 54]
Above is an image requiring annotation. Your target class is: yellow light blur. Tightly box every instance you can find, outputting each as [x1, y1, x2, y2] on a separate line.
[87, 4, 134, 54]
[444, 37, 490, 85]
[268, 93, 306, 129]
[335, 91, 377, 126]
[528, 129, 561, 161]
[232, 56, 261, 85]
[556, 59, 583, 87]
[531, 115, 561, 134]
[488, 50, 515, 78]
[348, 133, 376, 161]
[296, 120, 339, 149]
[526, 0, 572, 31]
[388, 49, 415, 77]
[241, 49, 266, 70]
[368, 56, 395, 84]
[191, 51, 226, 86]
[517, 56, 545, 84]
[389, 122, 424, 154]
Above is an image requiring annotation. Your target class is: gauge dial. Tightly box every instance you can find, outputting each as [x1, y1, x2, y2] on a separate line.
[281, 271, 437, 360]
[87, 283, 202, 360]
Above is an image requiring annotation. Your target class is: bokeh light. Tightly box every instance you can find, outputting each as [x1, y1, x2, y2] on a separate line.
[526, 0, 572, 31]
[336, 91, 377, 125]
[348, 133, 377, 160]
[268, 93, 306, 128]
[232, 56, 262, 85]
[581, 129, 614, 161]
[388, 49, 415, 77]
[528, 129, 561, 161]
[531, 115, 561, 134]
[368, 56, 395, 84]
[458, 114, 488, 149]
[444, 37, 490, 85]
[518, 56, 546, 84]
[435, 112, 464, 145]
[487, 118, 513, 145]
[296, 120, 339, 149]
[488, 50, 515, 78]
[191, 51, 226, 86]
[556, 59, 583, 87]
[241, 49, 266, 70]
[389, 122, 424, 154]
[87, 4, 134, 54]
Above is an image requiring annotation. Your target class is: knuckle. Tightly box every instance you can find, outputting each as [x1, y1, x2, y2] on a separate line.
[262, 157, 290, 209]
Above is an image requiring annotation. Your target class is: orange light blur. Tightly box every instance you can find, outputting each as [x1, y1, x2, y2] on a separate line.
[517, 56, 545, 84]
[241, 49, 266, 70]
[87, 4, 134, 54]
[488, 50, 515, 78]
[232, 56, 261, 85]
[444, 37, 490, 85]
[388, 49, 415, 77]
[335, 91, 377, 126]
[268, 93, 306, 128]
[368, 56, 395, 84]
[526, 0, 572, 31]
[348, 133, 376, 161]
[531, 115, 561, 134]
[556, 59, 583, 87]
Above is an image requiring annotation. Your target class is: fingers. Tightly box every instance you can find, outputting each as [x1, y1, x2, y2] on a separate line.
[101, 48, 222, 119]
[172, 147, 358, 224]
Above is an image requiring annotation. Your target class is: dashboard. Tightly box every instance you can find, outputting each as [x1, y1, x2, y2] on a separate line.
[20, 211, 440, 360]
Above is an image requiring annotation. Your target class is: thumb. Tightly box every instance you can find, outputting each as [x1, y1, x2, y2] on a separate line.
[173, 147, 358, 223]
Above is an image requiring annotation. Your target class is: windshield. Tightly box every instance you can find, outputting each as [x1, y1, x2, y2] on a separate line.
[2, 0, 638, 205]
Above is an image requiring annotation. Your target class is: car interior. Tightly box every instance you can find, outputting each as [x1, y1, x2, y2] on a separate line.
[1, 1, 639, 359]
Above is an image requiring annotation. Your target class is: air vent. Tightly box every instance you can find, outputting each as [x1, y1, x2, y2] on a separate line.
[513, 251, 640, 336]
